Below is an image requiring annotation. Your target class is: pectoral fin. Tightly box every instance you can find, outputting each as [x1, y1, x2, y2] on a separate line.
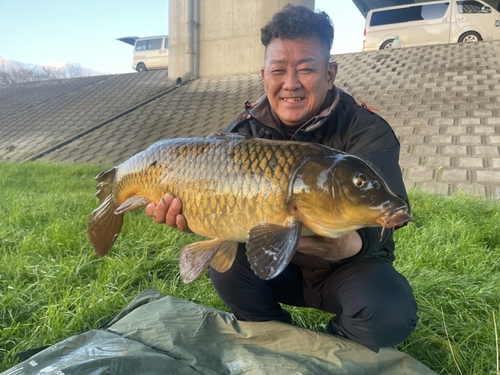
[179, 239, 222, 283]
[246, 222, 302, 280]
[210, 241, 239, 273]
[114, 195, 150, 214]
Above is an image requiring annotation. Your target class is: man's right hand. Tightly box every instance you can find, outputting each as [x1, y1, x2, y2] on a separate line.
[145, 193, 192, 233]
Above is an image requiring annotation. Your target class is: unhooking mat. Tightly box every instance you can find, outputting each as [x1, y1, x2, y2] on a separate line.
[2, 288, 437, 375]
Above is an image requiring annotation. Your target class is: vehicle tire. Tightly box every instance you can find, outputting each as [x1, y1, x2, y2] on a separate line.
[380, 39, 394, 50]
[136, 63, 147, 72]
[458, 31, 482, 43]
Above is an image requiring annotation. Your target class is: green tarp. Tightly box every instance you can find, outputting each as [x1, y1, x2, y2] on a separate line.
[2, 288, 437, 375]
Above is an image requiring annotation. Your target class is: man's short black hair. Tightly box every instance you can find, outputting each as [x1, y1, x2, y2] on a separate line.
[261, 5, 334, 56]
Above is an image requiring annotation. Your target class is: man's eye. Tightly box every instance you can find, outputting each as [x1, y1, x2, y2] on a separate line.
[272, 69, 285, 74]
[299, 68, 313, 73]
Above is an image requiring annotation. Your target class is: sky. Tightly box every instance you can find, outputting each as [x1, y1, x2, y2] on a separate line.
[0, 0, 366, 75]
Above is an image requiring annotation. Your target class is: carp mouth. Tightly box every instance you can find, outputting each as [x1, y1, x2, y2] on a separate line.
[376, 206, 412, 237]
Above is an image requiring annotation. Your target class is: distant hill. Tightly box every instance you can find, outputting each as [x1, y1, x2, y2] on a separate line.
[0, 57, 107, 83]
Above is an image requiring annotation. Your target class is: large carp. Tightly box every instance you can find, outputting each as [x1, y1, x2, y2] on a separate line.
[88, 133, 411, 283]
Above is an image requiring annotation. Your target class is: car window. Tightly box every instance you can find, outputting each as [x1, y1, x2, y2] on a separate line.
[370, 3, 449, 26]
[408, 3, 449, 21]
[370, 8, 409, 26]
[457, 1, 487, 13]
[135, 40, 148, 51]
[148, 39, 162, 50]
[420, 3, 449, 20]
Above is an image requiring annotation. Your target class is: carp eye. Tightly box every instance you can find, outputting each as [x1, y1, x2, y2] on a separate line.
[353, 174, 367, 188]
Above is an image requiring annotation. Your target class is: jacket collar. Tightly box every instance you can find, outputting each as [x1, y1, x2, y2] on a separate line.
[249, 86, 341, 139]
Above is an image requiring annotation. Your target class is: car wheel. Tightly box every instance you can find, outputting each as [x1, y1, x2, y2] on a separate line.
[458, 31, 482, 43]
[380, 39, 394, 50]
[136, 63, 147, 72]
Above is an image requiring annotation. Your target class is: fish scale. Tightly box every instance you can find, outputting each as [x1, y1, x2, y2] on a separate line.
[88, 133, 411, 283]
[128, 137, 298, 239]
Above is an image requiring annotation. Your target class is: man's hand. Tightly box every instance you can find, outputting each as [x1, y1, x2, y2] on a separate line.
[296, 231, 362, 261]
[145, 193, 192, 233]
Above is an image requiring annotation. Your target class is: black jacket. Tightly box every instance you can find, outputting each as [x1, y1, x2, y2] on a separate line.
[224, 87, 409, 267]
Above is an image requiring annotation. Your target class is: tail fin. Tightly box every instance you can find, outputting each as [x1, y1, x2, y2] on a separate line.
[88, 168, 123, 257]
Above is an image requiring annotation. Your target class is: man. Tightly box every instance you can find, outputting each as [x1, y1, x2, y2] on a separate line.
[146, 5, 418, 352]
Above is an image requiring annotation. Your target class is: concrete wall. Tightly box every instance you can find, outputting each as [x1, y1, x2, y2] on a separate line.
[169, 0, 314, 79]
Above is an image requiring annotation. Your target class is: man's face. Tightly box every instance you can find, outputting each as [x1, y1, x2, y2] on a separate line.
[261, 37, 337, 128]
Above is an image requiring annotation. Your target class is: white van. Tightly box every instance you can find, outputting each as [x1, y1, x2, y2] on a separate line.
[117, 35, 169, 72]
[363, 0, 500, 51]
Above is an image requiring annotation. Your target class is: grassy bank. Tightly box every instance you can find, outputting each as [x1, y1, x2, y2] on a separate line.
[0, 162, 499, 374]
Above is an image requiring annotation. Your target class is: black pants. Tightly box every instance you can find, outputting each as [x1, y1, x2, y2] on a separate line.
[209, 245, 418, 352]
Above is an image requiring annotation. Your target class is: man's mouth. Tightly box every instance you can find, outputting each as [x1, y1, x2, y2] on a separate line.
[282, 97, 303, 102]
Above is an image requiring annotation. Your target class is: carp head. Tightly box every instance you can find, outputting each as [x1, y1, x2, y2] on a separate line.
[290, 153, 412, 238]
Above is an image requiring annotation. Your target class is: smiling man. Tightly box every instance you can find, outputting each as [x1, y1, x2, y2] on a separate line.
[262, 37, 336, 128]
[147, 5, 418, 352]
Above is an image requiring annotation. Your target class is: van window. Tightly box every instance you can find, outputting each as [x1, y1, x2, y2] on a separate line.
[135, 38, 163, 51]
[370, 3, 449, 26]
[418, 3, 449, 20]
[457, 1, 487, 13]
[148, 38, 162, 50]
[370, 8, 408, 26]
[164, 39, 169, 48]
[135, 40, 148, 51]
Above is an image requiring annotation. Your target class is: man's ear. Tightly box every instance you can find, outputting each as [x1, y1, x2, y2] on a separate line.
[327, 62, 338, 88]
[261, 66, 265, 80]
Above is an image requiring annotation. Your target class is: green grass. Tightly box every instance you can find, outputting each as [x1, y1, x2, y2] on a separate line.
[0, 162, 499, 374]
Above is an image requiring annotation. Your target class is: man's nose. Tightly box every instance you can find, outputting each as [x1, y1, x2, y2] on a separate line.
[282, 70, 301, 90]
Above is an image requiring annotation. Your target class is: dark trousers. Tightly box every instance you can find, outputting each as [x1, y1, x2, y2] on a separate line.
[209, 244, 418, 352]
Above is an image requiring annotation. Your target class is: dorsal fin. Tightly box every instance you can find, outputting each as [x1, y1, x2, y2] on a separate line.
[206, 132, 249, 139]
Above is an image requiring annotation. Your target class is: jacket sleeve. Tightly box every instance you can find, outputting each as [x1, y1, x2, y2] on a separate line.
[342, 105, 409, 258]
